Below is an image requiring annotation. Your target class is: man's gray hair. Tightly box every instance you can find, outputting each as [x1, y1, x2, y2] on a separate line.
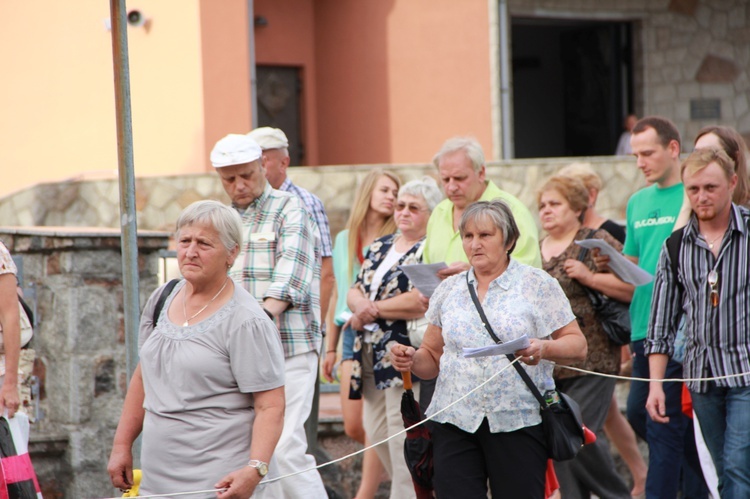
[175, 200, 243, 252]
[458, 199, 519, 255]
[432, 136, 485, 173]
[399, 176, 444, 211]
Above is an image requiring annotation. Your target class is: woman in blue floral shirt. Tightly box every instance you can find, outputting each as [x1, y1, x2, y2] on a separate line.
[391, 200, 587, 498]
[347, 177, 443, 499]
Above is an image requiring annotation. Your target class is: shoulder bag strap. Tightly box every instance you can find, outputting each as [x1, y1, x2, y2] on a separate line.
[152, 279, 180, 328]
[465, 273, 547, 407]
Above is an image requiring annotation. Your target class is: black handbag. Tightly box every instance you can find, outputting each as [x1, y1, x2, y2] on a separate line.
[465, 273, 585, 461]
[576, 231, 631, 346]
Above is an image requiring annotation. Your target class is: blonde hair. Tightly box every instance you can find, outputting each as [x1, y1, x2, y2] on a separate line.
[557, 162, 603, 193]
[346, 169, 401, 276]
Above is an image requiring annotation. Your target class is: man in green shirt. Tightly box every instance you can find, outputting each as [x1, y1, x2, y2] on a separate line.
[614, 117, 705, 498]
[422, 136, 541, 275]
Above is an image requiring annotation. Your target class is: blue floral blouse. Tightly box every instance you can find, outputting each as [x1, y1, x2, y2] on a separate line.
[426, 260, 576, 434]
[348, 233, 424, 399]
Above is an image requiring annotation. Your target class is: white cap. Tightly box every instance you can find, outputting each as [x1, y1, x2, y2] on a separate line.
[210, 134, 263, 168]
[247, 127, 289, 150]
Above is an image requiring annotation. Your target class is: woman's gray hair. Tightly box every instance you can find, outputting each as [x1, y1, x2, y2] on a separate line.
[458, 200, 520, 254]
[432, 136, 485, 173]
[175, 200, 243, 252]
[398, 176, 444, 211]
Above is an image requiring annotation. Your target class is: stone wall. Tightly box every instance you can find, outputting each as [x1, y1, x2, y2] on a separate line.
[508, 0, 750, 144]
[0, 227, 169, 498]
[0, 156, 644, 239]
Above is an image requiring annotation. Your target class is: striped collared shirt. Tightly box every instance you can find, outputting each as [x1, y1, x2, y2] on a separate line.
[280, 177, 333, 258]
[229, 183, 321, 357]
[646, 204, 750, 392]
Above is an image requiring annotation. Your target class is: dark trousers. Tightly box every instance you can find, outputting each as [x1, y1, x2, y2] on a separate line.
[554, 375, 630, 499]
[627, 339, 707, 498]
[432, 419, 547, 499]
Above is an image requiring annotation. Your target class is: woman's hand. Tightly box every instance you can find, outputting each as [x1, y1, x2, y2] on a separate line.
[107, 444, 134, 490]
[563, 259, 594, 286]
[515, 338, 545, 366]
[352, 299, 379, 324]
[390, 344, 416, 372]
[0, 383, 20, 418]
[322, 350, 337, 382]
[215, 466, 261, 499]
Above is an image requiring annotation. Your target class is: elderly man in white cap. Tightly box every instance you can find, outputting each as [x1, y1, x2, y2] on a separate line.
[211, 133, 327, 497]
[248, 127, 334, 331]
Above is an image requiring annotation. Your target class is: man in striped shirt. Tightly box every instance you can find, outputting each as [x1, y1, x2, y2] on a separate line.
[211, 133, 327, 497]
[647, 147, 750, 498]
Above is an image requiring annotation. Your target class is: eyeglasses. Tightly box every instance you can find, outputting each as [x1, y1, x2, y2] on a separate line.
[395, 202, 428, 214]
[708, 270, 719, 307]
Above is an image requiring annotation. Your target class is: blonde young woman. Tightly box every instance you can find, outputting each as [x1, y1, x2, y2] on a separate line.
[322, 169, 400, 498]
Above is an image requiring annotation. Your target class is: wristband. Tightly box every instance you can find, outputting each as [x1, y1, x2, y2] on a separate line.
[262, 308, 274, 320]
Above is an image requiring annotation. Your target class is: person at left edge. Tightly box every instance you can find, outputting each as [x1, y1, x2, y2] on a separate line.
[107, 200, 286, 498]
[211, 134, 327, 497]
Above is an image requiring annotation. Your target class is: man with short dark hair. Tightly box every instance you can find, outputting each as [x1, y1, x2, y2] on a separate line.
[619, 116, 705, 497]
[647, 147, 750, 498]
[211, 133, 327, 497]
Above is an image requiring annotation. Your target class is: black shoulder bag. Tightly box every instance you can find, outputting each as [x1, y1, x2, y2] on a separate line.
[465, 273, 585, 461]
[576, 230, 631, 345]
[152, 279, 180, 328]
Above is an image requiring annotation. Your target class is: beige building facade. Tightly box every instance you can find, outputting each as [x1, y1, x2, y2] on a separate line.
[0, 0, 747, 198]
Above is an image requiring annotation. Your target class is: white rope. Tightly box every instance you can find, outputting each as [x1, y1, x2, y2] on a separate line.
[99, 358, 750, 499]
[261, 355, 524, 484]
[554, 362, 750, 383]
[99, 488, 225, 499]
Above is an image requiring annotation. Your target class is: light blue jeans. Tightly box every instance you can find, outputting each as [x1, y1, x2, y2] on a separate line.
[691, 383, 750, 499]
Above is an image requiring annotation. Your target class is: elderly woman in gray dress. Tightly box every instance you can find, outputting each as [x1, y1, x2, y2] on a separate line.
[108, 200, 286, 499]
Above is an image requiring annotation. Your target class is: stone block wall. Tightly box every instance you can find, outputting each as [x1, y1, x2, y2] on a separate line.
[0, 156, 644, 241]
[0, 228, 169, 498]
[508, 0, 750, 144]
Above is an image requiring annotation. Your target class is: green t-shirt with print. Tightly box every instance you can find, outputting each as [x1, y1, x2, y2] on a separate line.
[623, 182, 684, 342]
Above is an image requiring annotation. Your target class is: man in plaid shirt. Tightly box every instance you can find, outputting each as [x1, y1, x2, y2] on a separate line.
[247, 127, 334, 329]
[211, 133, 326, 497]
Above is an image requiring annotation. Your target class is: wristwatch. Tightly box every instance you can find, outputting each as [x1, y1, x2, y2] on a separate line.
[248, 459, 269, 477]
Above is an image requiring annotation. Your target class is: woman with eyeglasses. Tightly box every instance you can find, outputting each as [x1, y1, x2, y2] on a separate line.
[322, 168, 400, 498]
[346, 176, 443, 498]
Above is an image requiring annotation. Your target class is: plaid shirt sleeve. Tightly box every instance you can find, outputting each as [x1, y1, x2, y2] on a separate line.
[264, 197, 317, 307]
[283, 180, 333, 258]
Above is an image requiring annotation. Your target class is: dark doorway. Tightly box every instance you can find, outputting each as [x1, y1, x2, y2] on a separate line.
[256, 65, 304, 165]
[511, 18, 633, 158]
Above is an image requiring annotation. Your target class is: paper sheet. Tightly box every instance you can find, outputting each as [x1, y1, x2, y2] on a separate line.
[462, 334, 531, 358]
[337, 311, 378, 332]
[575, 238, 653, 286]
[398, 262, 448, 298]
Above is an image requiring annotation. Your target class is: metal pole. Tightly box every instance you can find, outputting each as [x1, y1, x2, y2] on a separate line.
[498, 0, 514, 159]
[248, 0, 258, 128]
[109, 0, 142, 462]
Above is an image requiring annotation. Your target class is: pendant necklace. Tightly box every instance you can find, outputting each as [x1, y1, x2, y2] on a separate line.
[702, 233, 722, 250]
[182, 277, 229, 327]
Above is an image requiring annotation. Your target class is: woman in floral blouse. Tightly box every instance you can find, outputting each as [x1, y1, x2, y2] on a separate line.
[347, 177, 443, 499]
[391, 200, 586, 498]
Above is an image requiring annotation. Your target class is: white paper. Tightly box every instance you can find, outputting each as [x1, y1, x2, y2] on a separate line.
[337, 311, 378, 332]
[462, 334, 531, 358]
[398, 262, 449, 298]
[575, 239, 653, 286]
